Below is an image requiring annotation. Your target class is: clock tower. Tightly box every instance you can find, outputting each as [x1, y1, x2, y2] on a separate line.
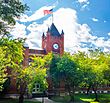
[42, 23, 64, 55]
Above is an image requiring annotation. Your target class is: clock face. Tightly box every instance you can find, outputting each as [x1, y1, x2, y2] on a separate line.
[53, 43, 59, 49]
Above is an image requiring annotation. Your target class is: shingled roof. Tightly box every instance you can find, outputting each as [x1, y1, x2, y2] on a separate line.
[49, 23, 60, 36]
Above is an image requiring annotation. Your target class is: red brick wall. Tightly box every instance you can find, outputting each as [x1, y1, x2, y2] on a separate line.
[6, 29, 64, 95]
[42, 32, 64, 55]
[23, 47, 29, 67]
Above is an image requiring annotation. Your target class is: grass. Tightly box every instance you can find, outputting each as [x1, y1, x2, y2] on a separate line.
[80, 94, 110, 103]
[0, 98, 41, 103]
[51, 93, 110, 103]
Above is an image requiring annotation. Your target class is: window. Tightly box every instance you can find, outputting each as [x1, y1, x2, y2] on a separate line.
[32, 83, 40, 93]
[30, 49, 36, 53]
[28, 58, 32, 65]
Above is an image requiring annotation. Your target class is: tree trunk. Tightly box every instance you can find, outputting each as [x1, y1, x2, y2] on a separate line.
[67, 82, 75, 103]
[18, 81, 26, 103]
[86, 85, 91, 95]
[19, 93, 24, 103]
[67, 83, 73, 102]
[92, 86, 99, 102]
[71, 86, 75, 103]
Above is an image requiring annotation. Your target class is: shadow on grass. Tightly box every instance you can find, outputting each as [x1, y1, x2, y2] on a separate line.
[51, 94, 110, 103]
[0, 98, 41, 103]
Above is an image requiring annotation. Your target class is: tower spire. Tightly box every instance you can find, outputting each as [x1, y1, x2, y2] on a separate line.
[61, 30, 64, 35]
[42, 32, 45, 37]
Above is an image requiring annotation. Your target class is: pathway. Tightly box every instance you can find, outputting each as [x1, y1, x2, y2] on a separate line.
[28, 97, 59, 103]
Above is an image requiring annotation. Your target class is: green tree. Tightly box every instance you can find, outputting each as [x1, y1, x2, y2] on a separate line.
[27, 56, 48, 93]
[16, 53, 53, 103]
[0, 0, 28, 92]
[0, 41, 51, 103]
[0, 0, 28, 24]
[72, 51, 95, 93]
[102, 53, 110, 89]
[88, 49, 107, 101]
[0, 38, 24, 92]
[0, 0, 28, 37]
[49, 54, 60, 92]
[57, 53, 81, 102]
[0, 47, 8, 91]
[73, 50, 106, 101]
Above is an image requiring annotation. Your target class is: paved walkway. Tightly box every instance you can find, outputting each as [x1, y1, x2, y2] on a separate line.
[28, 97, 59, 103]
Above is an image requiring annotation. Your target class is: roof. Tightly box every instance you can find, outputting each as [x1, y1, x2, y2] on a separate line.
[49, 23, 60, 36]
[29, 49, 46, 54]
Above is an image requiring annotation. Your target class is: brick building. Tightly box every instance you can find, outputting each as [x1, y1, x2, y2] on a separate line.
[5, 23, 64, 96]
[23, 23, 64, 67]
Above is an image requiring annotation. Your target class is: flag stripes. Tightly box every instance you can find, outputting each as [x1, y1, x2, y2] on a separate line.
[43, 9, 53, 15]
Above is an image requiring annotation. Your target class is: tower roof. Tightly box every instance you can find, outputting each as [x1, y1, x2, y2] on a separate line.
[61, 30, 64, 35]
[49, 23, 60, 36]
[42, 32, 45, 37]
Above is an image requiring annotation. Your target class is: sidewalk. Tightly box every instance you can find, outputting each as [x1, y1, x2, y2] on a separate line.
[28, 97, 59, 103]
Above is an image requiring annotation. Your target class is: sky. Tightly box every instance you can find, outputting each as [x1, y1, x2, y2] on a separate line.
[11, 0, 110, 53]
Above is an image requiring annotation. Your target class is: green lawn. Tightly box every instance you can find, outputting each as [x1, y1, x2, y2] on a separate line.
[0, 98, 41, 103]
[51, 93, 110, 103]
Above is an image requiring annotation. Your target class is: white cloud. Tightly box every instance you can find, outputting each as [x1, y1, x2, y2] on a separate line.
[18, 6, 54, 22]
[20, 8, 96, 53]
[12, 7, 110, 53]
[27, 22, 39, 32]
[93, 37, 105, 47]
[92, 18, 99, 22]
[91, 37, 110, 52]
[11, 22, 26, 39]
[108, 32, 110, 36]
[81, 4, 88, 9]
[77, 0, 90, 10]
[78, 0, 88, 3]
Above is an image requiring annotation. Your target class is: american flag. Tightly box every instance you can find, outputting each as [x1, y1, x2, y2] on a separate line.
[43, 9, 53, 15]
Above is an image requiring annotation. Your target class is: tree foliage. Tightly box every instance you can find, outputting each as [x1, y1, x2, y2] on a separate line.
[56, 53, 81, 102]
[49, 54, 60, 87]
[0, 0, 28, 92]
[16, 53, 53, 103]
[0, 0, 29, 37]
[26, 56, 48, 93]
[48, 50, 110, 102]
[0, 38, 24, 91]
[102, 53, 110, 85]
[0, 47, 8, 91]
[72, 49, 109, 101]
[0, 0, 29, 24]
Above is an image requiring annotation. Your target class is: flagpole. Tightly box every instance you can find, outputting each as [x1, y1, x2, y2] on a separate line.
[51, 4, 54, 24]
[44, 8, 54, 24]
[52, 12, 54, 23]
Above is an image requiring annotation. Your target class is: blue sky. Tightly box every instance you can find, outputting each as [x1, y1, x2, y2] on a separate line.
[77, 0, 110, 37]
[11, 0, 110, 53]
